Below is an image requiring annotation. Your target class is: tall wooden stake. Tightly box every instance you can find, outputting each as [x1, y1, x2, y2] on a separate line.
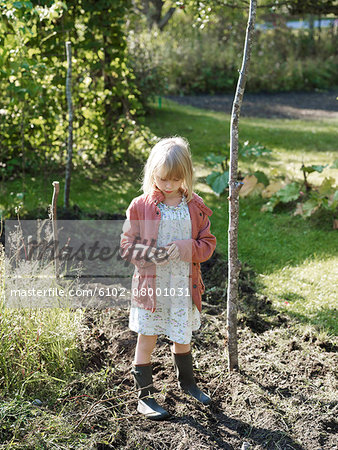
[52, 181, 60, 279]
[227, 0, 257, 371]
[64, 41, 73, 209]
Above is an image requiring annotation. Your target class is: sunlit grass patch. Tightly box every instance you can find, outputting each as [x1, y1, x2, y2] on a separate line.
[145, 99, 338, 335]
[258, 257, 338, 335]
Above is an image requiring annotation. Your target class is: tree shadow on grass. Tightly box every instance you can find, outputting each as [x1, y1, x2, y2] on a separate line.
[284, 308, 338, 338]
[269, 289, 337, 336]
[281, 291, 306, 303]
[201, 250, 337, 336]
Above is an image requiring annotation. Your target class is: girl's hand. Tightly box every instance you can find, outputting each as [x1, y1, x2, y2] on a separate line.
[165, 243, 180, 262]
[148, 247, 170, 266]
[133, 245, 169, 266]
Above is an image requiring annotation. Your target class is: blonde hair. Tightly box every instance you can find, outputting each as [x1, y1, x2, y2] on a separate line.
[140, 136, 195, 202]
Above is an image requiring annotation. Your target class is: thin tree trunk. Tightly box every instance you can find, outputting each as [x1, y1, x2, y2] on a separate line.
[52, 181, 60, 279]
[103, 33, 117, 163]
[309, 14, 315, 54]
[227, 0, 257, 372]
[20, 103, 25, 197]
[64, 41, 73, 209]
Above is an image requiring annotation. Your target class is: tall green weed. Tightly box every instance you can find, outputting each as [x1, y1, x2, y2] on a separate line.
[0, 230, 85, 397]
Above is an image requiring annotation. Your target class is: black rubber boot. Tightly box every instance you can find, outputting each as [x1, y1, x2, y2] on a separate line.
[172, 351, 212, 405]
[131, 364, 171, 420]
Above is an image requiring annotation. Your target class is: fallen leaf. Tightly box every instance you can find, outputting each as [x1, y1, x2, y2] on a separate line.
[261, 181, 285, 198]
[239, 175, 258, 197]
[251, 182, 265, 196]
[293, 202, 304, 216]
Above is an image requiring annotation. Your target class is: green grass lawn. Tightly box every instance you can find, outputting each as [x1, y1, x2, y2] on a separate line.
[144, 99, 338, 336]
[2, 99, 337, 335]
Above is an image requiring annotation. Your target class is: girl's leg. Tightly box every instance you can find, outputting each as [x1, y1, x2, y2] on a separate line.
[171, 341, 191, 354]
[133, 334, 158, 365]
[132, 333, 170, 420]
[171, 341, 211, 405]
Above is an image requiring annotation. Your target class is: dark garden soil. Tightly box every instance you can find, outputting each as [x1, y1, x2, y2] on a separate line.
[166, 90, 338, 120]
[71, 249, 338, 450]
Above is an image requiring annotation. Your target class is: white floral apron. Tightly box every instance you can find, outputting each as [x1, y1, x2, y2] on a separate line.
[128, 193, 201, 344]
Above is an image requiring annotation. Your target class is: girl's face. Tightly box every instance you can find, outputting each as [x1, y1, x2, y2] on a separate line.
[153, 169, 183, 199]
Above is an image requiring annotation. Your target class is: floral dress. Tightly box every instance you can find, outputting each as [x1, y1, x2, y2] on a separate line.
[128, 193, 201, 344]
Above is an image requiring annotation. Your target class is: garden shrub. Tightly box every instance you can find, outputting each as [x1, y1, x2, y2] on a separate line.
[127, 17, 338, 97]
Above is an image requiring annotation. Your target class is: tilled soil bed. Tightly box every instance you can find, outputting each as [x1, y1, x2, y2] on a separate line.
[74, 312, 337, 450]
[72, 250, 337, 450]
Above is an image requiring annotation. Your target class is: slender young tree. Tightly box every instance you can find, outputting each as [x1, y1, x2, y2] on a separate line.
[227, 0, 257, 371]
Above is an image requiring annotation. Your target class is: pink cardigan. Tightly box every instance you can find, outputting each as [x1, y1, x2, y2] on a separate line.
[119, 188, 217, 312]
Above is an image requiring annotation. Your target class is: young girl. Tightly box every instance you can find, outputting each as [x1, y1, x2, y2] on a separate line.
[120, 136, 216, 420]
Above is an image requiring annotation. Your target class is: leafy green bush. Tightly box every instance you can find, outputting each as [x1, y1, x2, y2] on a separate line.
[127, 28, 169, 110]
[205, 139, 337, 225]
[205, 141, 272, 195]
[259, 162, 338, 223]
[126, 20, 243, 96]
[127, 16, 338, 96]
[0, 0, 145, 182]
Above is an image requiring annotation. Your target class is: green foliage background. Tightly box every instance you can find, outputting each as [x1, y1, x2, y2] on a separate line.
[127, 6, 337, 96]
[0, 0, 145, 184]
[1, 1, 337, 189]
